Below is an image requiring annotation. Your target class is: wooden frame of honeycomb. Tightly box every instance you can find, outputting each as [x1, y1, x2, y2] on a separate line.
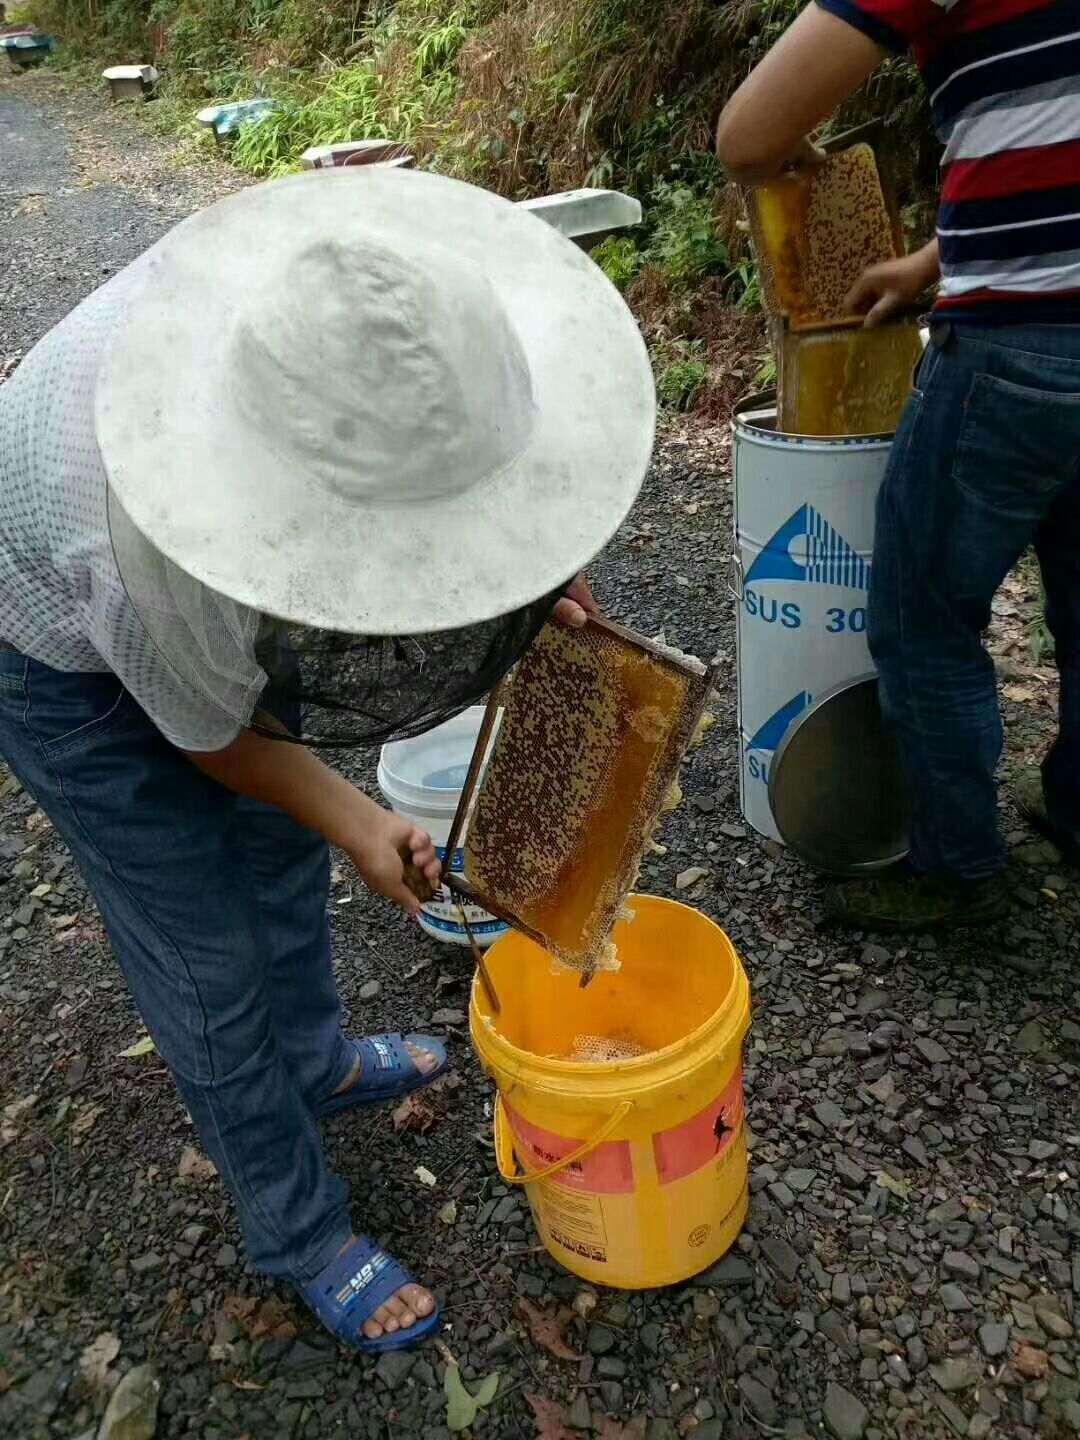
[441, 617, 714, 976]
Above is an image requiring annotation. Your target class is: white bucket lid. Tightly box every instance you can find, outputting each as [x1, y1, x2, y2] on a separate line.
[103, 64, 157, 81]
[516, 189, 641, 240]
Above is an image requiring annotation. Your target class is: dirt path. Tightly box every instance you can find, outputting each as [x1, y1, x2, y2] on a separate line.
[1, 68, 1077, 1440]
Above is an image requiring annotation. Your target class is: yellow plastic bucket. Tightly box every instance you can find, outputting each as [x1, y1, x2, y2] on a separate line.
[470, 895, 751, 1289]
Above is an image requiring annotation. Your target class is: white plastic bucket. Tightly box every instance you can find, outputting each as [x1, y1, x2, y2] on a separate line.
[378, 708, 508, 948]
[732, 395, 892, 843]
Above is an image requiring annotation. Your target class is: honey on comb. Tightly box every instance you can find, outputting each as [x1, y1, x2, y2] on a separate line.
[777, 321, 923, 436]
[462, 620, 711, 972]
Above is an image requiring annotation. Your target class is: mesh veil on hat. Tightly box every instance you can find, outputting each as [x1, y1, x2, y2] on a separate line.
[96, 169, 655, 746]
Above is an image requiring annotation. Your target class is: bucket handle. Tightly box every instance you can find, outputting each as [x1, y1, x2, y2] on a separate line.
[493, 1094, 633, 1186]
[727, 551, 745, 603]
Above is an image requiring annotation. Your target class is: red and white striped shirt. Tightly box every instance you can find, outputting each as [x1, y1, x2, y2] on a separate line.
[815, 0, 1080, 322]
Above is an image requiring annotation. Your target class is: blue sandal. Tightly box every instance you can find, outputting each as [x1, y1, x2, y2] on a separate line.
[317, 1033, 448, 1117]
[301, 1234, 440, 1354]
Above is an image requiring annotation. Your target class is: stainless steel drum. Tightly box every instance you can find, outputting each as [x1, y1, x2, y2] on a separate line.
[732, 391, 895, 857]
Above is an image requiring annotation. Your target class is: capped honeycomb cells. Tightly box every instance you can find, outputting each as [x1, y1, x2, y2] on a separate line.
[564, 1032, 648, 1063]
[750, 144, 899, 328]
[462, 620, 710, 973]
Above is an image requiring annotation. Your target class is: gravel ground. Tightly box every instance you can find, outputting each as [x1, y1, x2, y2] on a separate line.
[1, 67, 1078, 1440]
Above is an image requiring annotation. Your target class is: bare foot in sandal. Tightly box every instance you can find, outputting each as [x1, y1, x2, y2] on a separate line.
[302, 1234, 439, 1353]
[319, 1033, 448, 1118]
[332, 1040, 442, 1094]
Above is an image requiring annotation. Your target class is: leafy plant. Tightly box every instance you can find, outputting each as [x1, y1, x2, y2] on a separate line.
[414, 16, 468, 78]
[646, 183, 728, 285]
[656, 341, 706, 411]
[591, 234, 644, 290]
[751, 350, 777, 390]
[726, 257, 761, 311]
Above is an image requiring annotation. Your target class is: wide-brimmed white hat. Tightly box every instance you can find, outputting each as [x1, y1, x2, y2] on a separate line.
[97, 168, 655, 635]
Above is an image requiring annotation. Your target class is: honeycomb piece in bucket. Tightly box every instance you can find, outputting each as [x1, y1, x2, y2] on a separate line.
[777, 320, 923, 435]
[749, 144, 900, 327]
[460, 618, 712, 972]
[565, 1033, 648, 1064]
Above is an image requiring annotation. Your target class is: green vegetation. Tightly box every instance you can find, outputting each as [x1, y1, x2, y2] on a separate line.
[655, 341, 707, 412]
[28, 0, 935, 408]
[29, 0, 933, 197]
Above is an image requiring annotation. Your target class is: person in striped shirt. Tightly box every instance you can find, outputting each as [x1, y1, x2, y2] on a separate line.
[717, 0, 1080, 929]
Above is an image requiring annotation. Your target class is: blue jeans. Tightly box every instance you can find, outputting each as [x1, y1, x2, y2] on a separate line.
[869, 322, 1080, 880]
[0, 652, 355, 1281]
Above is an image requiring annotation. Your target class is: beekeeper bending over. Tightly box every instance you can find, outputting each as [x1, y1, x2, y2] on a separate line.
[0, 169, 654, 1352]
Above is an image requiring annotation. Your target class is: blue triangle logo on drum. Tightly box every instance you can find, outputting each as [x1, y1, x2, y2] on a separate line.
[746, 691, 812, 756]
[745, 503, 870, 590]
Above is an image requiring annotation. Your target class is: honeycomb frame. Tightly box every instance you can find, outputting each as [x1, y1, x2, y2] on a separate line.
[441, 617, 714, 973]
[747, 143, 903, 331]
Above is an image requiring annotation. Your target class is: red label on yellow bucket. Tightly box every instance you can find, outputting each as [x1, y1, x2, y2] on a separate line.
[504, 1103, 635, 1194]
[652, 1069, 745, 1185]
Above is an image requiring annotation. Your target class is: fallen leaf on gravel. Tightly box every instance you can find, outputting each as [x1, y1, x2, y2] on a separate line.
[572, 1288, 598, 1321]
[71, 1103, 104, 1138]
[525, 1394, 576, 1440]
[1002, 683, 1037, 703]
[250, 1297, 296, 1341]
[3, 1093, 38, 1123]
[231, 1378, 265, 1391]
[444, 1362, 499, 1432]
[221, 1295, 296, 1343]
[597, 1418, 647, 1440]
[415, 1165, 437, 1187]
[675, 865, 709, 890]
[79, 1331, 120, 1390]
[393, 1090, 439, 1134]
[178, 1146, 218, 1182]
[210, 1311, 242, 1363]
[97, 1363, 159, 1440]
[874, 1170, 912, 1199]
[517, 1297, 582, 1361]
[438, 1199, 458, 1225]
[117, 1036, 156, 1058]
[1013, 1341, 1050, 1379]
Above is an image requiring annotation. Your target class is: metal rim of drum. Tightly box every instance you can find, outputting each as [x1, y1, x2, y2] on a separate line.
[768, 673, 910, 876]
[732, 389, 895, 447]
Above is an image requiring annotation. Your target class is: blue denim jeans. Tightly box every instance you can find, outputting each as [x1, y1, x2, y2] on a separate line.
[869, 322, 1080, 880]
[0, 652, 355, 1281]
